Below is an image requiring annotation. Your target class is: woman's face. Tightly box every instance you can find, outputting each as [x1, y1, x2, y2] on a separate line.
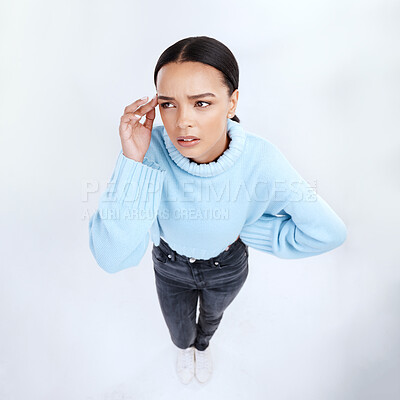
[156, 61, 238, 164]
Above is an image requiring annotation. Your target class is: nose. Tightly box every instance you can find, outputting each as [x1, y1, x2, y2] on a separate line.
[176, 106, 194, 129]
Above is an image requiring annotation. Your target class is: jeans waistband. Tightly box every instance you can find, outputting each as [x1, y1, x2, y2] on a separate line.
[157, 236, 243, 266]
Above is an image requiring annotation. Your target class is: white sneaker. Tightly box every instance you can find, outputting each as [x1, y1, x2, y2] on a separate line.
[176, 346, 195, 384]
[194, 347, 213, 383]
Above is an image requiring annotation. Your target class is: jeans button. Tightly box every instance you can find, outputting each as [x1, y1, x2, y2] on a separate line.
[214, 261, 219, 266]
[189, 257, 196, 263]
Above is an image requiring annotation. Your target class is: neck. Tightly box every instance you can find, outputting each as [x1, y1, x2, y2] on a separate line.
[189, 127, 231, 164]
[162, 118, 246, 177]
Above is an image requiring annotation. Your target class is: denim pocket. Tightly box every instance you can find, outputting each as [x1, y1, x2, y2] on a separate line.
[244, 243, 249, 257]
[237, 237, 249, 257]
[152, 245, 167, 264]
[215, 238, 248, 268]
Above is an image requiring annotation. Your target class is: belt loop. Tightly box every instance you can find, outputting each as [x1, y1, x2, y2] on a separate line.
[209, 257, 215, 268]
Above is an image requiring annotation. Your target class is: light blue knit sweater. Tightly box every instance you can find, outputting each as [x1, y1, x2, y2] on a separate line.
[89, 119, 347, 273]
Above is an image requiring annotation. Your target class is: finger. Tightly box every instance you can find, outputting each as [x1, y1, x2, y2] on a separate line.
[120, 113, 141, 130]
[121, 112, 141, 123]
[143, 95, 158, 130]
[124, 96, 149, 114]
[130, 94, 158, 118]
[143, 107, 155, 130]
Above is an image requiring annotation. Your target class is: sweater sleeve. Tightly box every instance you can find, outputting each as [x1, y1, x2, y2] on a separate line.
[239, 145, 347, 259]
[89, 151, 167, 273]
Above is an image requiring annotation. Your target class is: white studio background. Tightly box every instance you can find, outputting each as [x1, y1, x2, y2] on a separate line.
[1, 0, 399, 399]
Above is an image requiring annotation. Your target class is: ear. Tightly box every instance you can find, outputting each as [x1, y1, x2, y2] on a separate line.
[228, 89, 239, 117]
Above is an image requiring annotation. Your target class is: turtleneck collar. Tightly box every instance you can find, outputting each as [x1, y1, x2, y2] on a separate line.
[161, 118, 247, 177]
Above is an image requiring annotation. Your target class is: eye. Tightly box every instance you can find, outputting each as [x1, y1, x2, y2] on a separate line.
[159, 101, 211, 109]
[195, 101, 211, 108]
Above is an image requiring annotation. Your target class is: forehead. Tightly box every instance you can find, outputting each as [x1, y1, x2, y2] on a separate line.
[156, 62, 225, 93]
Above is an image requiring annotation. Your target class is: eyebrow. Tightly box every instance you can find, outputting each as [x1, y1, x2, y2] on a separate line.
[157, 92, 216, 100]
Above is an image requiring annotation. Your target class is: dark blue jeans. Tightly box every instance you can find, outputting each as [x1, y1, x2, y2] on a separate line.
[152, 237, 249, 351]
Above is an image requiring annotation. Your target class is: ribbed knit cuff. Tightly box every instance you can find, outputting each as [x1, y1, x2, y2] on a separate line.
[240, 214, 289, 253]
[99, 152, 166, 214]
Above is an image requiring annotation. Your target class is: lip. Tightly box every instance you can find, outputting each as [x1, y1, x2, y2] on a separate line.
[177, 138, 201, 148]
[177, 135, 200, 140]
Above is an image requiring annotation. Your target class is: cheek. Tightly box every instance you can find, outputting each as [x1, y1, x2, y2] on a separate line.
[159, 109, 169, 120]
[159, 109, 175, 120]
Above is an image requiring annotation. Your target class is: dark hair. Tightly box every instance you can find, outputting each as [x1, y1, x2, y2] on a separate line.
[153, 36, 240, 123]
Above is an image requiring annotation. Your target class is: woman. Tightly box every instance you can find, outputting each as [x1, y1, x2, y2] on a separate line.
[89, 36, 347, 385]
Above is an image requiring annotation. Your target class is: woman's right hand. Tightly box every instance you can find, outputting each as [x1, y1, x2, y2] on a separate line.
[119, 94, 159, 162]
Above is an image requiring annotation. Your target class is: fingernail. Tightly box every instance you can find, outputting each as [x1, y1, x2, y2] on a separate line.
[140, 96, 148, 101]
